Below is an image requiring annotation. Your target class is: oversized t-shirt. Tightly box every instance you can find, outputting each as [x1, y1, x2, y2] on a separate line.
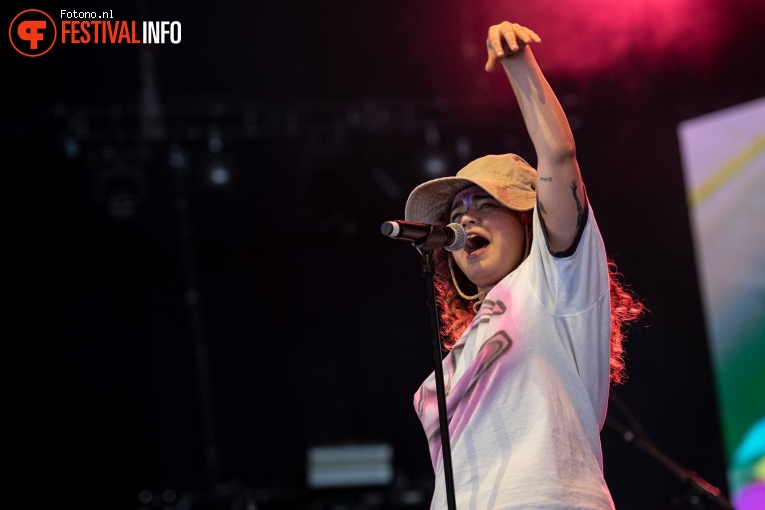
[414, 201, 614, 509]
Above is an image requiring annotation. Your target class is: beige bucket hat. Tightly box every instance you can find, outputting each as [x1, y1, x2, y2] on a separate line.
[404, 153, 538, 224]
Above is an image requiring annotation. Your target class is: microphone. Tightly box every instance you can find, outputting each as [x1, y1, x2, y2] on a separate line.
[380, 221, 467, 252]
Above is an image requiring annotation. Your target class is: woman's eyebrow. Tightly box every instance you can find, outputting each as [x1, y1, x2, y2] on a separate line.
[451, 193, 493, 213]
[450, 201, 465, 214]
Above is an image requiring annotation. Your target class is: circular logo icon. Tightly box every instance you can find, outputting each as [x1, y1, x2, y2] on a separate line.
[9, 9, 57, 57]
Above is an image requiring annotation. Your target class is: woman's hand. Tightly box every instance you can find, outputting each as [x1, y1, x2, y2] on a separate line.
[485, 22, 541, 72]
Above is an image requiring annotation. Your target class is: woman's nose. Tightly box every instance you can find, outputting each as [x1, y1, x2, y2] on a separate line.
[460, 207, 477, 226]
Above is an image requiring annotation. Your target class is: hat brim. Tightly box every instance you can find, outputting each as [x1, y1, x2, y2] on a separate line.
[404, 176, 536, 225]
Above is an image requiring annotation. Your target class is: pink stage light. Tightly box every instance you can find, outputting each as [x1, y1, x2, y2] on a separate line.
[735, 482, 765, 510]
[482, 0, 737, 77]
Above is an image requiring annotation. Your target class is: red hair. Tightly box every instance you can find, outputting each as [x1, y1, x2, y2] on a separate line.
[605, 259, 645, 384]
[432, 213, 644, 385]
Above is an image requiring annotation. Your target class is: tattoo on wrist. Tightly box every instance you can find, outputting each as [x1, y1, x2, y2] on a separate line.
[570, 181, 583, 229]
[540, 177, 552, 182]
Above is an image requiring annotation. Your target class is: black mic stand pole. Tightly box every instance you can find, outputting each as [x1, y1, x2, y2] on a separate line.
[417, 241, 458, 510]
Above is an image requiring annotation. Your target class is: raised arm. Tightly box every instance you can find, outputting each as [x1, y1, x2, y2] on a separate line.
[486, 22, 585, 253]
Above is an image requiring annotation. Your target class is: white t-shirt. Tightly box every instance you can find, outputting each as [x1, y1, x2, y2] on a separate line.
[414, 202, 614, 509]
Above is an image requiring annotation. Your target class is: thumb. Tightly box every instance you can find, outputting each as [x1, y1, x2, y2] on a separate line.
[485, 49, 498, 72]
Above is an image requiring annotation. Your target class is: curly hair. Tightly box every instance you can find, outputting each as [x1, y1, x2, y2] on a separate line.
[432, 212, 645, 385]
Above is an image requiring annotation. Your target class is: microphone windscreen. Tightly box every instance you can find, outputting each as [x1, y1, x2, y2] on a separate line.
[445, 223, 467, 252]
[380, 221, 399, 237]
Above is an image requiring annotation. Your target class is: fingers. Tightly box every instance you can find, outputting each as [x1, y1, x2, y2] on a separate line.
[525, 27, 542, 44]
[510, 23, 541, 46]
[484, 21, 541, 72]
[484, 25, 507, 72]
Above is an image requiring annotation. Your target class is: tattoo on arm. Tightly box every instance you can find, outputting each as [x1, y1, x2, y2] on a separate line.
[540, 176, 552, 182]
[570, 181, 583, 229]
[538, 199, 547, 214]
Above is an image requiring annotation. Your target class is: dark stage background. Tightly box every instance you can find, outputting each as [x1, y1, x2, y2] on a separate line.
[5, 1, 765, 509]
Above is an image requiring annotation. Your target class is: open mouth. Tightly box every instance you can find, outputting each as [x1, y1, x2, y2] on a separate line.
[464, 233, 490, 255]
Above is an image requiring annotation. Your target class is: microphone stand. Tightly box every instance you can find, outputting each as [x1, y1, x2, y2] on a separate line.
[606, 393, 732, 509]
[416, 240, 458, 510]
